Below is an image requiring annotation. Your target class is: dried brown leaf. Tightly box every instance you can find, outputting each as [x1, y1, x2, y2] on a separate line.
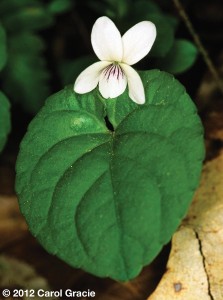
[148, 151, 223, 300]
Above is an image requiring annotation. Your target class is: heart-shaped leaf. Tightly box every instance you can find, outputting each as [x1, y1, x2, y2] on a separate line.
[16, 70, 204, 281]
[0, 91, 11, 153]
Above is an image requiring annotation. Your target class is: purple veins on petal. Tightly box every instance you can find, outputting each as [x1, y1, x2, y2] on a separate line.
[103, 64, 124, 81]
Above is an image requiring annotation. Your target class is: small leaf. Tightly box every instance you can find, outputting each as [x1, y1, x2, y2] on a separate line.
[128, 2, 174, 57]
[132, 0, 161, 15]
[107, 0, 130, 18]
[16, 70, 204, 281]
[0, 91, 11, 153]
[2, 54, 49, 113]
[47, 0, 72, 14]
[1, 33, 50, 114]
[0, 23, 7, 71]
[164, 14, 179, 32]
[148, 14, 175, 57]
[156, 40, 198, 74]
[2, 5, 54, 32]
[7, 32, 45, 54]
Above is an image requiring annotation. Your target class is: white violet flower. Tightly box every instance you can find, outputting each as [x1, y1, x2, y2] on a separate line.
[74, 16, 156, 104]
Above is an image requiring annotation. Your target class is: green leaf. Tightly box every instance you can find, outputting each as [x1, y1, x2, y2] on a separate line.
[147, 14, 175, 57]
[59, 55, 97, 86]
[16, 70, 204, 281]
[128, 1, 174, 57]
[0, 91, 11, 153]
[164, 14, 179, 32]
[1, 33, 50, 114]
[2, 5, 54, 32]
[2, 53, 49, 113]
[0, 23, 7, 71]
[107, 0, 130, 18]
[131, 0, 161, 15]
[47, 0, 72, 14]
[157, 39, 198, 74]
[7, 32, 45, 54]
